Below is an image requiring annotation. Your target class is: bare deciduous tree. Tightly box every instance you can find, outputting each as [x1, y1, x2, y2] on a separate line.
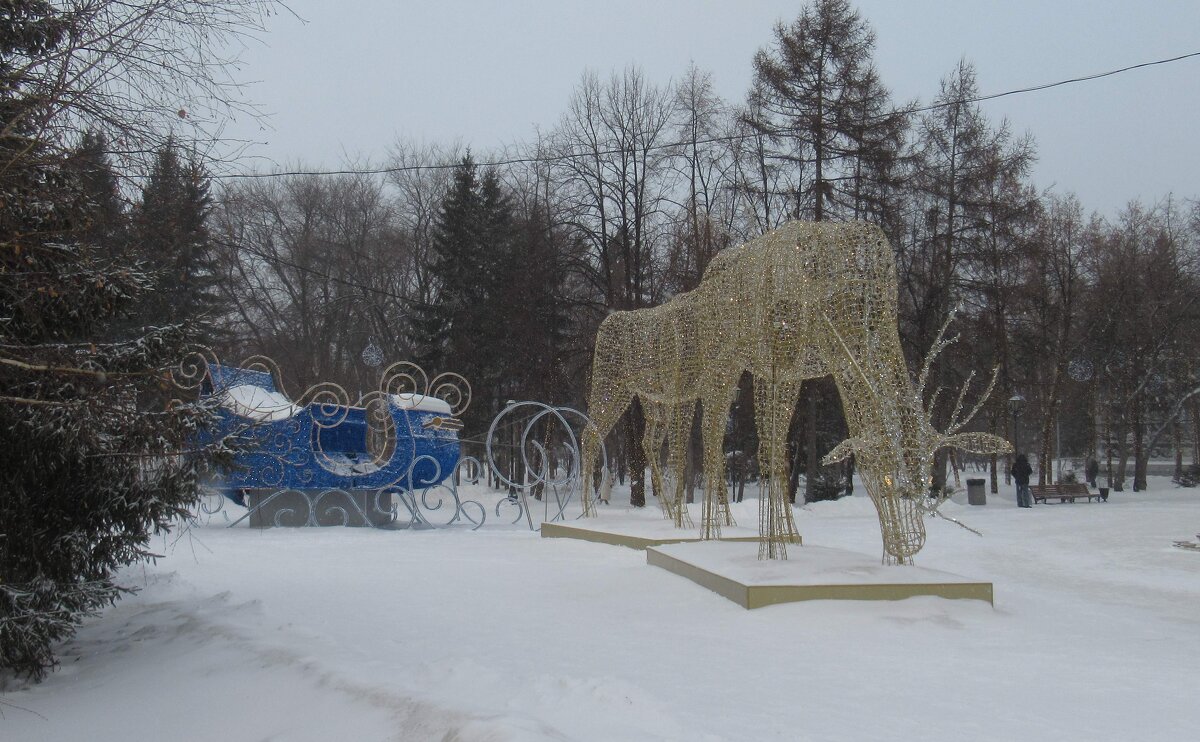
[550, 66, 679, 506]
[3, 0, 276, 174]
[212, 171, 409, 391]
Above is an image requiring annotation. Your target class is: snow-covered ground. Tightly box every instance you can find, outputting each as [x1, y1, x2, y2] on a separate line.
[4, 478, 1198, 741]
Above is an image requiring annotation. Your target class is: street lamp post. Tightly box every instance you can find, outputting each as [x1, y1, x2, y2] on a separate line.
[1008, 393, 1026, 456]
[1007, 393, 1026, 487]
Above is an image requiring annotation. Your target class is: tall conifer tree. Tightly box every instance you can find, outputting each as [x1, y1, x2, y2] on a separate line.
[743, 0, 908, 223]
[407, 156, 560, 434]
[66, 131, 126, 254]
[133, 140, 222, 341]
[0, 5, 215, 680]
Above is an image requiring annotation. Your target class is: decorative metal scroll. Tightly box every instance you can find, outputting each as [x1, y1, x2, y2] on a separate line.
[579, 221, 1012, 564]
[176, 350, 484, 530]
[484, 401, 604, 530]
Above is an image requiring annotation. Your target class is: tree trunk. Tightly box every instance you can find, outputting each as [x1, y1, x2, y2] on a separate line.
[1173, 419, 1183, 481]
[532, 424, 549, 502]
[1113, 414, 1128, 492]
[615, 430, 627, 486]
[512, 422, 525, 497]
[1104, 411, 1115, 489]
[1133, 399, 1146, 491]
[989, 415, 1000, 493]
[1089, 378, 1100, 463]
[1192, 399, 1200, 465]
[932, 450, 948, 494]
[1039, 423, 1052, 486]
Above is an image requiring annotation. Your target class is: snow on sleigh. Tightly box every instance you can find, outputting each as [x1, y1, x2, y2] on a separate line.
[181, 353, 485, 528]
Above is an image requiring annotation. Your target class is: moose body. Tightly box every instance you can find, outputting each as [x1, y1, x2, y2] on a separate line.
[582, 292, 739, 528]
[581, 221, 1010, 563]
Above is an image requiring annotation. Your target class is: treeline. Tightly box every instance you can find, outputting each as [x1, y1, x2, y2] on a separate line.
[201, 0, 1199, 497]
[197, 1, 1197, 498]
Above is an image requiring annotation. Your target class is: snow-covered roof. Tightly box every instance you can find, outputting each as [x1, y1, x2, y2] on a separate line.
[218, 384, 302, 422]
[390, 393, 453, 414]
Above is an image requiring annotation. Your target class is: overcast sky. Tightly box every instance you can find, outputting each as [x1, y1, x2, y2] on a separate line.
[222, 0, 1200, 216]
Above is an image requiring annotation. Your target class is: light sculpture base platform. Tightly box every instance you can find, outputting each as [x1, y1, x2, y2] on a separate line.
[540, 520, 768, 550]
[646, 541, 993, 609]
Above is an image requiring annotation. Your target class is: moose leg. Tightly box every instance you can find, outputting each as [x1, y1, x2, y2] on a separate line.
[699, 385, 737, 539]
[579, 385, 628, 518]
[775, 381, 802, 546]
[713, 389, 738, 527]
[578, 425, 602, 518]
[665, 401, 694, 528]
[753, 377, 803, 558]
[642, 401, 675, 522]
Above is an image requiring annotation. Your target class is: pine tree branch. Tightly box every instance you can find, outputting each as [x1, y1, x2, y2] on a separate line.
[0, 395, 85, 407]
[0, 356, 155, 379]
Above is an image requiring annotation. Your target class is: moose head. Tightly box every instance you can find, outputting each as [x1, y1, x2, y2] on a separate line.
[822, 312, 1012, 564]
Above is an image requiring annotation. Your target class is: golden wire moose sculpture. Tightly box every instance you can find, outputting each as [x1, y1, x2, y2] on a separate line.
[580, 221, 1011, 564]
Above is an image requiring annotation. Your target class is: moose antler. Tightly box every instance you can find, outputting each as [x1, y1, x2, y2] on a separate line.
[916, 307, 1002, 435]
[916, 309, 959, 410]
[944, 365, 1001, 435]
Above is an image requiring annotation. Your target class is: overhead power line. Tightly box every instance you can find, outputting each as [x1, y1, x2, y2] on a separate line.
[955, 50, 1200, 108]
[217, 50, 1200, 180]
[217, 238, 410, 304]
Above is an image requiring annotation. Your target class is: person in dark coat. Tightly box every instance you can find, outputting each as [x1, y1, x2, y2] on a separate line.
[1010, 453, 1033, 508]
[1085, 456, 1100, 487]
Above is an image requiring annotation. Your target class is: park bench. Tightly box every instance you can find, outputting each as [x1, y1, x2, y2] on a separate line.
[1030, 482, 1107, 504]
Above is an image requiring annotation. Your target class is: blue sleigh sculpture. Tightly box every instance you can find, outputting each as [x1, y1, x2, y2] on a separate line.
[179, 353, 483, 528]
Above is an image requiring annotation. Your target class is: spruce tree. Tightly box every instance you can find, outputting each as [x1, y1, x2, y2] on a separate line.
[406, 156, 560, 435]
[409, 156, 482, 373]
[132, 140, 223, 342]
[409, 157, 493, 430]
[0, 7, 211, 680]
[0, 143, 211, 681]
[474, 167, 519, 409]
[496, 205, 570, 405]
[66, 131, 126, 254]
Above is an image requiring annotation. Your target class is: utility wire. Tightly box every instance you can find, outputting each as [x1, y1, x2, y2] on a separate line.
[214, 50, 1200, 301]
[217, 238, 411, 303]
[950, 50, 1200, 107]
[217, 50, 1200, 180]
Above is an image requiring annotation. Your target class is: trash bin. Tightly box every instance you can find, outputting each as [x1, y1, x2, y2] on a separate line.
[966, 478, 987, 506]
